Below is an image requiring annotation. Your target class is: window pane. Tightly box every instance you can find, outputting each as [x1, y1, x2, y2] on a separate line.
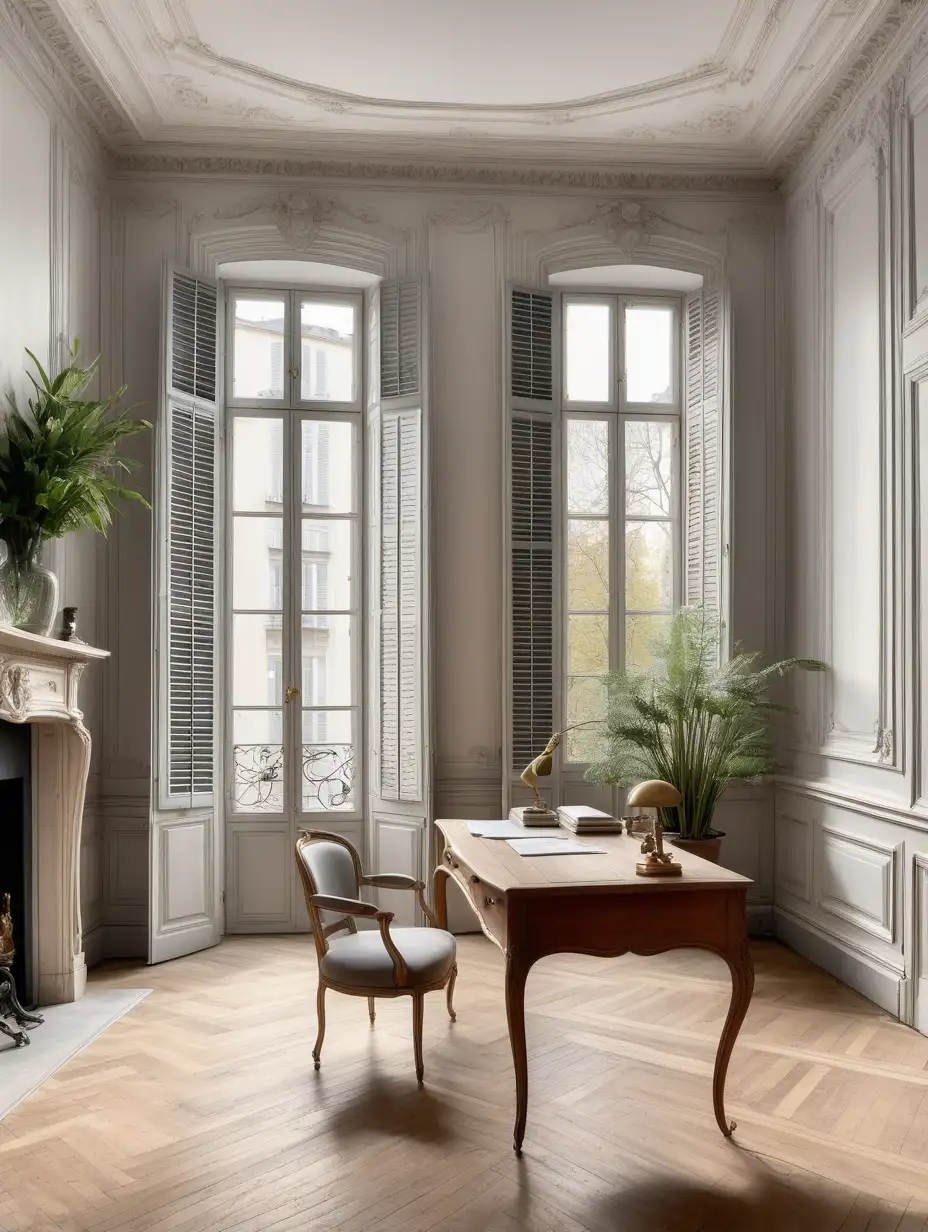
[567, 520, 609, 611]
[232, 710, 283, 814]
[626, 614, 672, 672]
[232, 417, 284, 511]
[625, 421, 674, 517]
[233, 517, 283, 610]
[565, 302, 610, 403]
[302, 519, 353, 612]
[565, 676, 607, 761]
[301, 710, 356, 813]
[625, 305, 673, 404]
[232, 614, 283, 706]
[301, 420, 356, 513]
[300, 615, 354, 707]
[626, 521, 674, 611]
[300, 301, 356, 401]
[233, 299, 286, 400]
[568, 614, 609, 675]
[566, 418, 609, 514]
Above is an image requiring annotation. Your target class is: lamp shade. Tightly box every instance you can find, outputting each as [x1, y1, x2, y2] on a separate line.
[627, 779, 682, 809]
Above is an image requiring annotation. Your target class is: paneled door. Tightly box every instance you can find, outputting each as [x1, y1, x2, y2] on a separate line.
[224, 287, 365, 931]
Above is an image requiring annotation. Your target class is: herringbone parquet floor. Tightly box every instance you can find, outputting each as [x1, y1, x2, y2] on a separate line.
[3, 935, 928, 1231]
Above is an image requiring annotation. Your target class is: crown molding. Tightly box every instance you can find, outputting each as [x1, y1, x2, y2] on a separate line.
[108, 150, 780, 196]
[5, 0, 136, 144]
[6, 0, 921, 196]
[774, 0, 923, 180]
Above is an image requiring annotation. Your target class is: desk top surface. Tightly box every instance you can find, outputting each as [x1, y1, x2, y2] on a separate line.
[436, 819, 751, 895]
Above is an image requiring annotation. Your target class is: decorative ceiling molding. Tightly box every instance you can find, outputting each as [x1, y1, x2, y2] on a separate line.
[6, 0, 925, 193]
[109, 152, 780, 195]
[774, 0, 922, 177]
[14, 0, 135, 140]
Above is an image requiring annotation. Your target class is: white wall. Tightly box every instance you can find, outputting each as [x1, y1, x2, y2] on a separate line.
[779, 14, 928, 1020]
[0, 14, 108, 964]
[104, 177, 783, 934]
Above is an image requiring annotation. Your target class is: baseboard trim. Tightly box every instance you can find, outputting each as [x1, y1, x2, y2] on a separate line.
[774, 907, 903, 1017]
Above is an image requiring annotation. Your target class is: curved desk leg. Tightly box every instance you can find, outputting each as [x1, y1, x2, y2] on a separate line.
[433, 863, 451, 931]
[505, 951, 531, 1156]
[713, 939, 754, 1137]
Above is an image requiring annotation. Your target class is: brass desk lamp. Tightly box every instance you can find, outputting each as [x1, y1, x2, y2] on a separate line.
[629, 779, 683, 877]
[520, 722, 601, 823]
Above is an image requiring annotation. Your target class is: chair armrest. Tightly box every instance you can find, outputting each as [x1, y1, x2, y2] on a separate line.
[309, 894, 409, 985]
[362, 873, 419, 890]
[311, 894, 381, 918]
[360, 874, 438, 927]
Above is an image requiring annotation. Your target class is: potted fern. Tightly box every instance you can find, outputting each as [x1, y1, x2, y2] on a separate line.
[587, 606, 826, 862]
[0, 345, 149, 636]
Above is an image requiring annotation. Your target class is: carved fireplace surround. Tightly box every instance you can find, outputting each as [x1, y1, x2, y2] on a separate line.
[0, 625, 107, 1005]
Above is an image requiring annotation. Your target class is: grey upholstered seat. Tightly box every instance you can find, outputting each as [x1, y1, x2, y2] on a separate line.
[321, 927, 456, 990]
[295, 830, 459, 1083]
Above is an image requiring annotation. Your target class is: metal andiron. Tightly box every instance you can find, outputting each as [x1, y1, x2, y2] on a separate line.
[0, 893, 44, 1048]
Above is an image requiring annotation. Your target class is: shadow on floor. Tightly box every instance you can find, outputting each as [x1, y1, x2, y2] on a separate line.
[581, 1160, 855, 1232]
[319, 1072, 456, 1146]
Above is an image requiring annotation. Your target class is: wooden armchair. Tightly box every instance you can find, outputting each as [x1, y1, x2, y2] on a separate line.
[295, 830, 457, 1083]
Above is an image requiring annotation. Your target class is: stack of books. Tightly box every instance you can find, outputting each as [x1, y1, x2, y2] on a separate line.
[557, 805, 625, 835]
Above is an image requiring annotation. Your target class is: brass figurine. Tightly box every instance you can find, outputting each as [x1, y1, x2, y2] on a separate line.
[629, 780, 684, 878]
[0, 893, 13, 963]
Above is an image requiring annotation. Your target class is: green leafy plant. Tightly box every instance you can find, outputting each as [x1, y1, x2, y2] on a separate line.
[0, 343, 150, 563]
[586, 606, 827, 839]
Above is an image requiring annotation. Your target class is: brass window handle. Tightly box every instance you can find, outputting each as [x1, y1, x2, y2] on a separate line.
[284, 686, 300, 703]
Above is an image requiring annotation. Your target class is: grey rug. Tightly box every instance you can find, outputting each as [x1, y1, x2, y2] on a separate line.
[0, 987, 150, 1121]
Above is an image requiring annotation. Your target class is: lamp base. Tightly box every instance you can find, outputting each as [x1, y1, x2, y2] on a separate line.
[510, 806, 560, 828]
[636, 856, 683, 877]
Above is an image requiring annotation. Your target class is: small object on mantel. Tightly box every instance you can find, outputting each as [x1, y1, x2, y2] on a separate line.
[59, 606, 83, 643]
[628, 780, 684, 878]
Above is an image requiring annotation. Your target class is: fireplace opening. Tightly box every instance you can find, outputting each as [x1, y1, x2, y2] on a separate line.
[0, 722, 32, 1005]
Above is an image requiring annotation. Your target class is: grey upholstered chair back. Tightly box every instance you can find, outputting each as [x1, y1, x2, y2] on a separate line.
[301, 839, 358, 900]
[296, 831, 363, 939]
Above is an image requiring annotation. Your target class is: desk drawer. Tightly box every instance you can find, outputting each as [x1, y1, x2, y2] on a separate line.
[444, 847, 507, 948]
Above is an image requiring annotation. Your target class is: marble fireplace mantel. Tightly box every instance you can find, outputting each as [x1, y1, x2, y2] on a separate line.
[0, 625, 108, 1005]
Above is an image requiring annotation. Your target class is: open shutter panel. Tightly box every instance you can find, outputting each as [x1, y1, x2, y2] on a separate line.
[380, 407, 422, 800]
[163, 268, 218, 808]
[684, 286, 722, 615]
[376, 279, 425, 804]
[510, 416, 554, 770]
[507, 285, 557, 778]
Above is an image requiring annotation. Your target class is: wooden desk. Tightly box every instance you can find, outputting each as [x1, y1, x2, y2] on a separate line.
[433, 819, 754, 1155]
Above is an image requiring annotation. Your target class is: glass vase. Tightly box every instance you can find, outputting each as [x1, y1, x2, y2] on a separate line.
[0, 545, 58, 636]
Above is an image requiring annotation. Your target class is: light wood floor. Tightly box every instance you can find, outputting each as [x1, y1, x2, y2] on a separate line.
[3, 937, 928, 1231]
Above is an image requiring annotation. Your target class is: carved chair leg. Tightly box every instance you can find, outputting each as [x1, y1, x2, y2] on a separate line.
[412, 992, 425, 1085]
[313, 982, 326, 1070]
[446, 963, 457, 1022]
[0, 1016, 28, 1048]
[368, 996, 376, 1025]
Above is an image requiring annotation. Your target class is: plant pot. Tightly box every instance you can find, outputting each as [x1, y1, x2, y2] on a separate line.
[666, 831, 726, 864]
[0, 546, 58, 636]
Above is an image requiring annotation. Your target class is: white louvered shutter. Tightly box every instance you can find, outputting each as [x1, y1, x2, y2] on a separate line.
[683, 286, 723, 618]
[151, 263, 222, 967]
[367, 278, 432, 918]
[160, 268, 219, 809]
[506, 285, 558, 787]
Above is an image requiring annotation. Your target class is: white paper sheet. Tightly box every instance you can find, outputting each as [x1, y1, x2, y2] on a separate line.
[466, 821, 564, 839]
[558, 805, 615, 822]
[506, 837, 608, 856]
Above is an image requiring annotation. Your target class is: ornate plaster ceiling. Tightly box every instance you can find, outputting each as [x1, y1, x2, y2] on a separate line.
[12, 0, 924, 179]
